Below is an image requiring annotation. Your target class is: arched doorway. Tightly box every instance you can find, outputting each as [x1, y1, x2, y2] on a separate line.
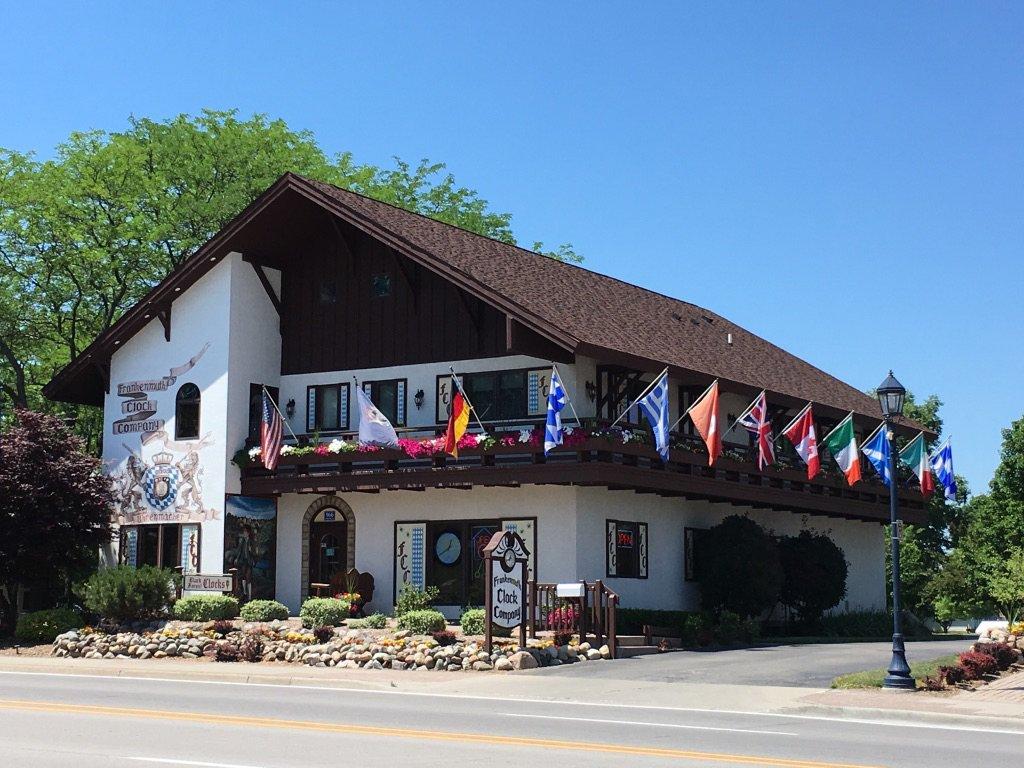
[301, 496, 355, 599]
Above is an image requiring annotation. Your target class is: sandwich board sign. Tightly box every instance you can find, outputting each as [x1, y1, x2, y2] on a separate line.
[482, 530, 530, 652]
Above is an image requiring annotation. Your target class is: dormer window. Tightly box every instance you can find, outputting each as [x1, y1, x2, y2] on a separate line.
[371, 273, 392, 298]
[175, 383, 201, 440]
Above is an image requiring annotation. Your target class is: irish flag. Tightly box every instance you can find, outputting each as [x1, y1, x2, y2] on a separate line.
[899, 432, 935, 498]
[444, 387, 471, 457]
[824, 413, 862, 486]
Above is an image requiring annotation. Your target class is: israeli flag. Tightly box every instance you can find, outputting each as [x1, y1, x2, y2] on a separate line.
[637, 372, 670, 461]
[544, 367, 567, 455]
[929, 439, 957, 501]
[861, 425, 891, 486]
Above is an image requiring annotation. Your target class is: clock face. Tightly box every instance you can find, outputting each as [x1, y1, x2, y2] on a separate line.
[503, 548, 517, 570]
[435, 532, 462, 565]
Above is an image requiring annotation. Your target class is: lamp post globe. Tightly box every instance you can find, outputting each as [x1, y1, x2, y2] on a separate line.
[877, 370, 915, 690]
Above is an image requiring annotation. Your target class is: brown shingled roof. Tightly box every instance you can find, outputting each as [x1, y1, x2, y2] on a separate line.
[45, 172, 916, 431]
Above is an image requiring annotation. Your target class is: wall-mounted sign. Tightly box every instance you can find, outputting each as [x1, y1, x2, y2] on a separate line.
[183, 573, 233, 593]
[483, 530, 530, 652]
[111, 343, 209, 438]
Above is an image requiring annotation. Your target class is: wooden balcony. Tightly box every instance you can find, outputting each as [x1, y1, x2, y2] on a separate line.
[239, 435, 927, 525]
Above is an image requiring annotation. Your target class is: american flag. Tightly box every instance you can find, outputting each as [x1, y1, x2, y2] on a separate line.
[737, 391, 775, 470]
[260, 388, 283, 471]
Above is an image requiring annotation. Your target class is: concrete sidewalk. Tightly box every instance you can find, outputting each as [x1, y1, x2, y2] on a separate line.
[2, 653, 1022, 732]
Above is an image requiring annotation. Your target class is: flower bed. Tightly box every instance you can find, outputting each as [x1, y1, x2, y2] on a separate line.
[51, 619, 613, 672]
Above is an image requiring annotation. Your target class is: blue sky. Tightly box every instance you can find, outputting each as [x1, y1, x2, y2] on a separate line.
[2, 2, 1021, 493]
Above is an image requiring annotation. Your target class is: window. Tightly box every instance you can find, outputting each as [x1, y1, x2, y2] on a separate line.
[371, 273, 392, 298]
[460, 370, 527, 422]
[121, 524, 200, 570]
[606, 520, 648, 579]
[248, 383, 280, 443]
[306, 383, 350, 432]
[364, 379, 406, 427]
[175, 383, 201, 440]
[677, 386, 698, 437]
[684, 527, 708, 582]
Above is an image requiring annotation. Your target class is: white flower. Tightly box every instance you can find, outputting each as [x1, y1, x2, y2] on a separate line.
[327, 439, 345, 454]
[248, 447, 262, 459]
[564, 426, 575, 436]
[280, 445, 295, 456]
[518, 429, 533, 443]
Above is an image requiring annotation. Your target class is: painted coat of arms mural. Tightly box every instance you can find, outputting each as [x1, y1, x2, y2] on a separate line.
[109, 344, 220, 525]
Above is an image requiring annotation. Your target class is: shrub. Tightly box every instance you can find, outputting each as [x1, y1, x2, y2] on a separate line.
[173, 595, 240, 622]
[213, 641, 240, 662]
[312, 625, 335, 643]
[81, 565, 176, 622]
[974, 642, 1017, 671]
[15, 607, 84, 644]
[432, 629, 458, 646]
[958, 650, 999, 680]
[238, 635, 264, 662]
[460, 608, 486, 636]
[939, 664, 965, 686]
[778, 531, 848, 626]
[396, 609, 447, 634]
[697, 515, 783, 618]
[299, 597, 350, 628]
[239, 600, 289, 622]
[395, 585, 439, 616]
[212, 619, 235, 636]
[818, 610, 892, 638]
[362, 612, 388, 629]
[617, 608, 697, 637]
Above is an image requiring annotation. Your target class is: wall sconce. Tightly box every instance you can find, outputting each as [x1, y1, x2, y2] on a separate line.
[285, 398, 296, 418]
[585, 381, 597, 402]
[414, 389, 425, 409]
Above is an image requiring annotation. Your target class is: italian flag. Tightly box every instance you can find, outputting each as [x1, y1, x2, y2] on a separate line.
[899, 432, 935, 498]
[824, 413, 862, 486]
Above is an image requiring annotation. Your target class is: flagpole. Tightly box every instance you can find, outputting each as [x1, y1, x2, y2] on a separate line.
[667, 379, 717, 433]
[779, 401, 812, 437]
[821, 411, 855, 444]
[448, 366, 489, 435]
[929, 435, 951, 461]
[552, 363, 583, 427]
[607, 367, 669, 430]
[862, 420, 885, 447]
[262, 385, 299, 442]
[725, 390, 766, 435]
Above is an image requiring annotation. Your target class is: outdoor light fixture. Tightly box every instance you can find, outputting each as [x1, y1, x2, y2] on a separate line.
[414, 389, 425, 409]
[877, 370, 914, 690]
[876, 370, 906, 421]
[585, 381, 597, 402]
[285, 399, 296, 418]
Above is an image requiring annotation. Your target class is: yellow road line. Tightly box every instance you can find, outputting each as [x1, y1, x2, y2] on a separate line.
[0, 698, 882, 768]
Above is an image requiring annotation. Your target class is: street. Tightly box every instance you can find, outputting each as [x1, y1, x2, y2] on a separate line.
[1, 668, 1022, 768]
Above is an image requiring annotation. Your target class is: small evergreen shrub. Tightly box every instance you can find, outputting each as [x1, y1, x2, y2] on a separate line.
[299, 597, 350, 628]
[395, 585, 439, 616]
[15, 607, 84, 644]
[396, 609, 446, 634]
[312, 625, 335, 643]
[460, 608, 486, 636]
[239, 600, 290, 622]
[778, 531, 848, 626]
[81, 565, 177, 621]
[173, 595, 240, 622]
[939, 664, 965, 686]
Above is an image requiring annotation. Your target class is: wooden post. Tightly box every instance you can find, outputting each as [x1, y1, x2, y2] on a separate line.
[484, 554, 493, 655]
[608, 594, 618, 659]
[519, 559, 527, 650]
[594, 579, 604, 646]
[579, 581, 589, 643]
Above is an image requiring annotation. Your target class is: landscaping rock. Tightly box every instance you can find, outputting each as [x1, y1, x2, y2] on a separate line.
[508, 651, 538, 670]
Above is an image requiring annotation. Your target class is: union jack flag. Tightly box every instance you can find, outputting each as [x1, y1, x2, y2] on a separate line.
[737, 391, 775, 470]
[261, 387, 283, 471]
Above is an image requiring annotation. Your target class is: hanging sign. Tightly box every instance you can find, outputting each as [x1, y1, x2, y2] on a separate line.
[483, 530, 531, 652]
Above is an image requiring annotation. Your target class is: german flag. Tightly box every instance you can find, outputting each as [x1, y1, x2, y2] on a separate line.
[444, 389, 471, 457]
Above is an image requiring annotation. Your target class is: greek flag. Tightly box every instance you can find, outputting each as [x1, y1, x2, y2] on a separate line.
[929, 438, 957, 501]
[861, 425, 891, 486]
[637, 371, 670, 461]
[544, 367, 567, 455]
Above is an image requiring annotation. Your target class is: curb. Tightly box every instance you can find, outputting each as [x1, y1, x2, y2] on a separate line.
[782, 701, 1024, 733]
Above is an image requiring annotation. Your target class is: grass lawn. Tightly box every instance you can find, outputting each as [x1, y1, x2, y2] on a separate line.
[831, 653, 961, 689]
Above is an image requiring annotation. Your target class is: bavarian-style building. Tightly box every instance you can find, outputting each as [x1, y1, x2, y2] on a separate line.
[45, 173, 927, 618]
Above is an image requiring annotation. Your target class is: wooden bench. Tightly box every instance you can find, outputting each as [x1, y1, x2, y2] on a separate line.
[328, 569, 376, 616]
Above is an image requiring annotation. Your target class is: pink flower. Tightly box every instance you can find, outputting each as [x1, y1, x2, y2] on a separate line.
[313, 444, 329, 456]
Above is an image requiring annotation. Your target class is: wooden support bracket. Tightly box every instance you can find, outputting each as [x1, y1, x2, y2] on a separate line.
[157, 307, 172, 342]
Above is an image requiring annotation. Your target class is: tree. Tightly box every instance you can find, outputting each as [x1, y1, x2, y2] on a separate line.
[0, 109, 581, 436]
[988, 549, 1024, 627]
[697, 515, 783, 619]
[778, 530, 848, 626]
[0, 410, 114, 634]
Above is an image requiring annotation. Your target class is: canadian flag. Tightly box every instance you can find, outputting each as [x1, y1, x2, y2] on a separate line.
[687, 380, 722, 466]
[782, 403, 820, 479]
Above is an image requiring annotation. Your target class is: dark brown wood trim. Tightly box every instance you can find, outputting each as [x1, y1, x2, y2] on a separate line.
[246, 259, 282, 317]
[157, 307, 172, 342]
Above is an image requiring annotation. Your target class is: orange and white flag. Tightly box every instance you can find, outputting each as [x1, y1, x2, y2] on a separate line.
[688, 380, 722, 466]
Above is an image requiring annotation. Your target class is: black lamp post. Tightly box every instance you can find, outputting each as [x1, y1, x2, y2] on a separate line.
[877, 370, 915, 690]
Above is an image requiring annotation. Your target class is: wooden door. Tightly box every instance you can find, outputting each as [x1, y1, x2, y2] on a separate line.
[309, 520, 348, 591]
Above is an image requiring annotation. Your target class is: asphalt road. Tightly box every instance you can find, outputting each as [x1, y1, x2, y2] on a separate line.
[1, 667, 1021, 768]
[547, 640, 971, 688]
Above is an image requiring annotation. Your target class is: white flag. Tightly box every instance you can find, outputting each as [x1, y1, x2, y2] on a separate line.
[356, 388, 399, 446]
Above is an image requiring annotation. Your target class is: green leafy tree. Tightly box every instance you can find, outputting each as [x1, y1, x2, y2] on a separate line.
[697, 515, 783, 619]
[988, 548, 1024, 627]
[0, 110, 581, 440]
[778, 530, 848, 626]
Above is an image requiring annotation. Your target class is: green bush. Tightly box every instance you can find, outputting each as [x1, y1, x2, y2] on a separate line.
[173, 594, 240, 622]
[697, 515, 783, 618]
[779, 531, 848, 626]
[396, 609, 447, 634]
[239, 600, 290, 622]
[460, 608, 486, 635]
[299, 597, 350, 628]
[395, 584, 439, 616]
[362, 612, 388, 629]
[15, 608, 84, 644]
[616, 608, 697, 636]
[81, 565, 177, 622]
[819, 610, 893, 638]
